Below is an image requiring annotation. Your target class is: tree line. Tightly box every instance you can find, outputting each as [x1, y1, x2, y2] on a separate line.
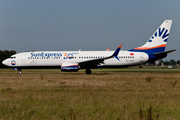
[0, 50, 16, 68]
[158, 59, 180, 66]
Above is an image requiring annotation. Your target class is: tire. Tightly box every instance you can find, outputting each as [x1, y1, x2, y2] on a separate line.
[19, 71, 22, 74]
[85, 69, 91, 74]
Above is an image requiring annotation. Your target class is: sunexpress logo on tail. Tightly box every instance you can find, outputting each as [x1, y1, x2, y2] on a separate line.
[148, 27, 169, 42]
[31, 52, 62, 58]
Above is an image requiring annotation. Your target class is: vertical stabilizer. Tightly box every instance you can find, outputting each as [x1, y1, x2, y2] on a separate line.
[130, 20, 172, 53]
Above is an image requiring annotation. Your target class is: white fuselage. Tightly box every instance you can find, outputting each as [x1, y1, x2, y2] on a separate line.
[2, 50, 149, 68]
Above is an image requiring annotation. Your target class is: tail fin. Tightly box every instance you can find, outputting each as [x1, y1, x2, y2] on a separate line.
[130, 20, 172, 53]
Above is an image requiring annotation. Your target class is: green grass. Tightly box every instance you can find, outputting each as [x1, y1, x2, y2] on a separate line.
[1, 66, 180, 74]
[0, 68, 180, 119]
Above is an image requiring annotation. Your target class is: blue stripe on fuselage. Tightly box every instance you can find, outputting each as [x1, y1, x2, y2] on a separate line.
[128, 47, 166, 62]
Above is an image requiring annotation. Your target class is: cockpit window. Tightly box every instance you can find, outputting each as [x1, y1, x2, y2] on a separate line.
[10, 56, 16, 59]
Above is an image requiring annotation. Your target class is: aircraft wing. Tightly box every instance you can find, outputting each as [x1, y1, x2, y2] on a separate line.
[78, 44, 122, 68]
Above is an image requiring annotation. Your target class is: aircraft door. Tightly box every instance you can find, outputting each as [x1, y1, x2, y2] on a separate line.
[22, 54, 26, 63]
[74, 53, 80, 62]
[140, 53, 144, 62]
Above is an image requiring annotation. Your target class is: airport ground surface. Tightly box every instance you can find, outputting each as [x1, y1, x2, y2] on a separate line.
[0, 67, 180, 119]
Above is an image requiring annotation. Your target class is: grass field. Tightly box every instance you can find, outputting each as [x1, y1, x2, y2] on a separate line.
[0, 68, 180, 119]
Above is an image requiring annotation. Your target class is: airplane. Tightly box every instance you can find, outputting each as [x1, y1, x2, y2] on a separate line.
[2, 20, 176, 74]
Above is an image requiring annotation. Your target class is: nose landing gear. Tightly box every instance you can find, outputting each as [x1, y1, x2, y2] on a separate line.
[19, 70, 22, 74]
[13, 68, 22, 74]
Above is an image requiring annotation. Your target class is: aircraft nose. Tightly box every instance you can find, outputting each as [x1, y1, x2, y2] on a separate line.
[2, 59, 9, 66]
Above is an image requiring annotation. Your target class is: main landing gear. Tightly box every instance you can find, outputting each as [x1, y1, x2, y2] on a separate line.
[85, 69, 92, 74]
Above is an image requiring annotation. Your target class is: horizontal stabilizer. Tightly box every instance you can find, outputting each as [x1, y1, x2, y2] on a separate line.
[154, 49, 177, 55]
[153, 49, 177, 59]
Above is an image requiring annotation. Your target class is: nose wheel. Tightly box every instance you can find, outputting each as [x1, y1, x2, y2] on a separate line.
[19, 70, 22, 74]
[85, 69, 91, 74]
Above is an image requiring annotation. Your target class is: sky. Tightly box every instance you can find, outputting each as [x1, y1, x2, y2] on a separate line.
[0, 0, 180, 60]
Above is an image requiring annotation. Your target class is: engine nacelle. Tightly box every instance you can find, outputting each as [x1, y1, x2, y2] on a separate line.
[61, 63, 79, 71]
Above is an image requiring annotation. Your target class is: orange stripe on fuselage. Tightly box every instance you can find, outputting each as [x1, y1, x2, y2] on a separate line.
[134, 44, 166, 50]
[62, 64, 78, 67]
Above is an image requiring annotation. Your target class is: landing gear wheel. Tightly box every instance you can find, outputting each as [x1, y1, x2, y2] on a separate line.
[19, 71, 22, 74]
[85, 69, 92, 74]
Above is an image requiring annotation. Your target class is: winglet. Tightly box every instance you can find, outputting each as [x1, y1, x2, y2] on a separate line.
[113, 44, 122, 56]
[106, 48, 110, 51]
